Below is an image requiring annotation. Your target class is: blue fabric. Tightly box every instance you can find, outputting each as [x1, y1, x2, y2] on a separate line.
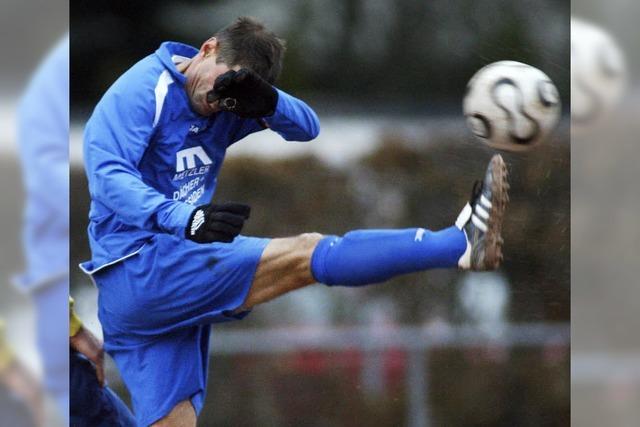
[93, 234, 269, 426]
[70, 351, 136, 427]
[311, 227, 467, 286]
[81, 41, 320, 271]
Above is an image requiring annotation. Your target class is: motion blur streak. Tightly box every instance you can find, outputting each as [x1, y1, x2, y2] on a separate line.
[0, 0, 68, 426]
[571, 1, 640, 426]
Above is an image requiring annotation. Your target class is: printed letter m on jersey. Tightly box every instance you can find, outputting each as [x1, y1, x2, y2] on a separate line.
[176, 146, 213, 172]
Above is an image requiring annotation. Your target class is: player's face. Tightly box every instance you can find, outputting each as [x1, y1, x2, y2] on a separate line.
[183, 38, 241, 116]
[190, 59, 240, 116]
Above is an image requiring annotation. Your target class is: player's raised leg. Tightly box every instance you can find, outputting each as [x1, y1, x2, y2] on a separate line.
[243, 154, 509, 308]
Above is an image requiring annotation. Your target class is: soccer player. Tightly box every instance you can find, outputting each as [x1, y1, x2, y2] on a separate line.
[80, 17, 508, 426]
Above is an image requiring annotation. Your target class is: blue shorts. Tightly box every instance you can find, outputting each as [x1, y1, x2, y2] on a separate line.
[90, 234, 270, 426]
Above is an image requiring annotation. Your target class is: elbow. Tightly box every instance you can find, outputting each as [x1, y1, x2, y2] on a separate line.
[301, 127, 319, 142]
[283, 119, 319, 142]
[299, 116, 320, 141]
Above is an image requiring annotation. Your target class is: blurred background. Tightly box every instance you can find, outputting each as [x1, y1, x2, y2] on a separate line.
[0, 2, 67, 363]
[571, 1, 640, 426]
[70, 1, 570, 426]
[1, 0, 68, 426]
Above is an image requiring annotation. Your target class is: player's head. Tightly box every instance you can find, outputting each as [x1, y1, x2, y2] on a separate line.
[185, 16, 286, 116]
[214, 16, 285, 84]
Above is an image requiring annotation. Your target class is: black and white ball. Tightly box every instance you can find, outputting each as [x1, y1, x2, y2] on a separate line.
[463, 61, 561, 152]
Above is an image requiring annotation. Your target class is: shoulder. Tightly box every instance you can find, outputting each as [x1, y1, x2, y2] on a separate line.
[92, 55, 171, 124]
[108, 54, 168, 99]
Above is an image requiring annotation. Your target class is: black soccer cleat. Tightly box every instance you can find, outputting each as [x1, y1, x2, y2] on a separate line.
[455, 154, 509, 270]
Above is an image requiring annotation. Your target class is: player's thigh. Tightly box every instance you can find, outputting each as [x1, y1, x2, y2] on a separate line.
[243, 232, 324, 308]
[151, 400, 196, 427]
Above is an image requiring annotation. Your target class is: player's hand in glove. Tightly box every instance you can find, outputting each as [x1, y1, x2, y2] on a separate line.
[186, 202, 251, 243]
[206, 69, 278, 118]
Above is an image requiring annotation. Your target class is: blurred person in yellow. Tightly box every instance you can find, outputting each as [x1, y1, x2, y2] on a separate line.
[69, 298, 135, 426]
[0, 319, 44, 427]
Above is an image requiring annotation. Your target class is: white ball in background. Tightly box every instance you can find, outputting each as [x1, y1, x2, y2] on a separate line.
[571, 17, 626, 130]
[463, 61, 561, 152]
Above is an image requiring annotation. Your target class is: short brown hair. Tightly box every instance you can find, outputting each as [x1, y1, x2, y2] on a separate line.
[214, 16, 286, 84]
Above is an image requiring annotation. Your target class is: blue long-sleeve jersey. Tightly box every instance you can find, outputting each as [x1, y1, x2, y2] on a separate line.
[81, 42, 319, 273]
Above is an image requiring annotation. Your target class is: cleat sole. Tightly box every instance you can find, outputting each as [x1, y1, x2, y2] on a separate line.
[482, 154, 509, 270]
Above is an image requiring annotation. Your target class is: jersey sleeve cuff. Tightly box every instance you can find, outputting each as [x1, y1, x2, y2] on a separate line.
[264, 88, 286, 120]
[161, 202, 198, 237]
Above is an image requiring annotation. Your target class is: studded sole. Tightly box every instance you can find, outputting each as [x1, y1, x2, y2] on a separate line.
[483, 154, 509, 270]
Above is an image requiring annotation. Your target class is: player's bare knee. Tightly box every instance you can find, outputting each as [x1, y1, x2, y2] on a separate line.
[288, 233, 323, 284]
[294, 232, 323, 251]
[245, 233, 324, 308]
[151, 400, 196, 427]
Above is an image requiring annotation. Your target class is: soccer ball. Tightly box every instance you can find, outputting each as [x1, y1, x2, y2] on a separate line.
[463, 61, 561, 152]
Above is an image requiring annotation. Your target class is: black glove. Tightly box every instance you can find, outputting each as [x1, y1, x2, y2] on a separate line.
[185, 203, 251, 243]
[206, 69, 278, 118]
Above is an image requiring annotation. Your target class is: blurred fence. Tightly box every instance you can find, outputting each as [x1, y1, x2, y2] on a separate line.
[204, 324, 569, 427]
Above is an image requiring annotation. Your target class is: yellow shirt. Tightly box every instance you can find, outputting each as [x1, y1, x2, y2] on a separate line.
[69, 297, 83, 337]
[0, 319, 14, 373]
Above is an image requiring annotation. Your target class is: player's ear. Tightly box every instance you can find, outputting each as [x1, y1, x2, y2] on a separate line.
[201, 37, 219, 58]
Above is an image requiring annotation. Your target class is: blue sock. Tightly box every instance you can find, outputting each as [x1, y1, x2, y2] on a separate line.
[310, 226, 467, 287]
